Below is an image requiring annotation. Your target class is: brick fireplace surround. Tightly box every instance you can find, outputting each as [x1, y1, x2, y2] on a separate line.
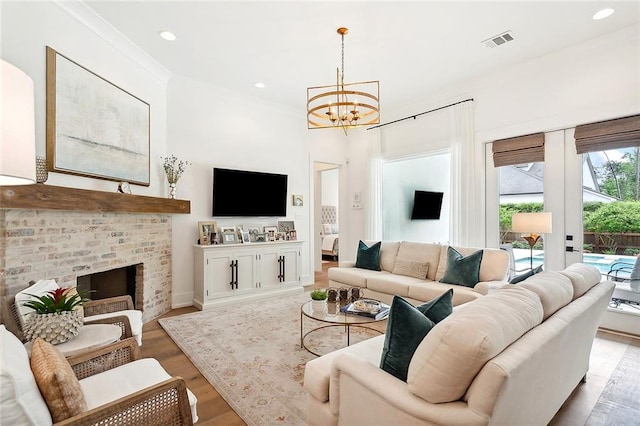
[0, 185, 190, 323]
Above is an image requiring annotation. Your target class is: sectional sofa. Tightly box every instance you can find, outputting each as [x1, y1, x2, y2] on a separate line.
[305, 263, 614, 425]
[328, 241, 510, 306]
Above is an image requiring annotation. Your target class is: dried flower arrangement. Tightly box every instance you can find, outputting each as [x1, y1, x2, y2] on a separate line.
[161, 155, 191, 184]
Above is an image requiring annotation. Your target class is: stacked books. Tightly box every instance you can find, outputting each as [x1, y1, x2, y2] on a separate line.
[341, 299, 390, 320]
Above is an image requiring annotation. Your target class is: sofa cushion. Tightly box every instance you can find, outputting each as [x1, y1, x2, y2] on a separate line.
[558, 263, 602, 300]
[518, 271, 574, 320]
[408, 282, 482, 306]
[380, 296, 436, 382]
[407, 286, 543, 403]
[435, 246, 509, 282]
[365, 241, 400, 272]
[329, 267, 389, 288]
[392, 258, 429, 279]
[30, 338, 87, 422]
[0, 325, 53, 426]
[439, 247, 483, 288]
[80, 358, 198, 423]
[304, 335, 385, 403]
[509, 265, 543, 284]
[367, 274, 422, 298]
[396, 242, 442, 281]
[355, 241, 381, 271]
[416, 289, 453, 324]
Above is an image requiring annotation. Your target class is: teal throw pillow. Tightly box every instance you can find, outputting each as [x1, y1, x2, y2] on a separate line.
[416, 289, 453, 324]
[439, 247, 483, 288]
[355, 240, 381, 271]
[509, 265, 543, 284]
[380, 296, 435, 382]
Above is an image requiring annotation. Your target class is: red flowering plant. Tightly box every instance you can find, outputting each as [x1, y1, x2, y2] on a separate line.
[22, 288, 89, 314]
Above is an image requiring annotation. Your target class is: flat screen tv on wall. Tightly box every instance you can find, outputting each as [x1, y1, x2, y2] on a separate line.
[212, 168, 288, 217]
[410, 190, 444, 220]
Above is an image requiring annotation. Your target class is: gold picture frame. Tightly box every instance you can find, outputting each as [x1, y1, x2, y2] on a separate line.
[198, 221, 217, 245]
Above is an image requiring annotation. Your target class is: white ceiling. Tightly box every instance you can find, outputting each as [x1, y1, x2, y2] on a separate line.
[85, 1, 640, 114]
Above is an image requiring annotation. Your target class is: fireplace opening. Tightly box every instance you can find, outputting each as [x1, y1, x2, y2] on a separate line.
[77, 264, 142, 308]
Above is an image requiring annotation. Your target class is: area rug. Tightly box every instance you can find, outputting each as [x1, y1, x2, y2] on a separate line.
[159, 291, 385, 425]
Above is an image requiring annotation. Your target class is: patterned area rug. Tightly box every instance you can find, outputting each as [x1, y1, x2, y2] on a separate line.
[159, 291, 385, 425]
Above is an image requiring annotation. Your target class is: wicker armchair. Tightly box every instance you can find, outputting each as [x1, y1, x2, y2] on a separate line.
[1, 293, 134, 343]
[59, 338, 195, 425]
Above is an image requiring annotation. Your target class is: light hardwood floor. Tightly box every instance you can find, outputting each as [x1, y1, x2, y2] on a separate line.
[141, 261, 639, 425]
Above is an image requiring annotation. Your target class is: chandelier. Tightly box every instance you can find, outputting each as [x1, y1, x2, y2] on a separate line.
[307, 27, 380, 133]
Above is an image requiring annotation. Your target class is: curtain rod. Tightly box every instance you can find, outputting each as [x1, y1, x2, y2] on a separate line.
[366, 98, 474, 131]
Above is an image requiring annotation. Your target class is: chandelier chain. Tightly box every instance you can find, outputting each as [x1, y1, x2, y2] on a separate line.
[341, 32, 345, 87]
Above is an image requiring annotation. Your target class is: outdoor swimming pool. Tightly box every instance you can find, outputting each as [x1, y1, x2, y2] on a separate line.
[514, 252, 637, 274]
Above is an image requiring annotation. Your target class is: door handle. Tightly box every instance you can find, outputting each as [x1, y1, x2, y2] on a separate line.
[230, 261, 235, 288]
[234, 260, 239, 289]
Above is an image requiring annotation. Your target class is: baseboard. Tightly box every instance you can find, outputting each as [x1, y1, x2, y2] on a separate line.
[172, 291, 195, 309]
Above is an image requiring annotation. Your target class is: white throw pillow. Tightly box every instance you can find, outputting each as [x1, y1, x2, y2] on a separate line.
[322, 224, 332, 235]
[14, 279, 60, 329]
[0, 325, 53, 425]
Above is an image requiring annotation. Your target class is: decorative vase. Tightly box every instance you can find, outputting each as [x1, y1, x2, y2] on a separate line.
[36, 156, 48, 184]
[169, 182, 177, 199]
[24, 310, 83, 344]
[311, 300, 327, 313]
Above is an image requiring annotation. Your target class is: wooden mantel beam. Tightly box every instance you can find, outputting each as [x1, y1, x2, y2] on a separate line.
[0, 185, 190, 214]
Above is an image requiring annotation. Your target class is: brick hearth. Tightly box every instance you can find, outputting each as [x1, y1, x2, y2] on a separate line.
[0, 209, 173, 322]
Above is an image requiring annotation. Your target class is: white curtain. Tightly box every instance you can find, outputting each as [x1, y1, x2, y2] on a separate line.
[366, 128, 383, 240]
[450, 101, 483, 246]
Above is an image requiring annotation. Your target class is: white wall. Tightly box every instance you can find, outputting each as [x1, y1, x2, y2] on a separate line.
[0, 1, 169, 196]
[342, 24, 640, 255]
[321, 168, 339, 208]
[167, 75, 346, 306]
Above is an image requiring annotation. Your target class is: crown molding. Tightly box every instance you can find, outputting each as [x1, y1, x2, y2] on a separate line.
[52, 0, 172, 84]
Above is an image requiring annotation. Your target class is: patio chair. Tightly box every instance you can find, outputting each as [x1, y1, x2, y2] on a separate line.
[606, 256, 640, 306]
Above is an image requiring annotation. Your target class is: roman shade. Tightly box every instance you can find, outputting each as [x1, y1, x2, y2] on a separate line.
[492, 133, 545, 167]
[574, 115, 640, 154]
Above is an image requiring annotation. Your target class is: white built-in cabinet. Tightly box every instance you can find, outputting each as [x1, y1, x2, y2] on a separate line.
[193, 241, 303, 309]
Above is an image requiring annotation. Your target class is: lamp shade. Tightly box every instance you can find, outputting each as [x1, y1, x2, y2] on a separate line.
[512, 212, 552, 234]
[0, 59, 36, 185]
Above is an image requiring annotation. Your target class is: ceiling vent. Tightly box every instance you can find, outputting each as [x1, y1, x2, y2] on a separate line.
[483, 31, 515, 48]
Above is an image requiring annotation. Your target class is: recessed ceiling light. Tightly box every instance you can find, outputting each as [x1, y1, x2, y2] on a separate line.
[254, 82, 266, 89]
[593, 8, 614, 20]
[159, 31, 176, 41]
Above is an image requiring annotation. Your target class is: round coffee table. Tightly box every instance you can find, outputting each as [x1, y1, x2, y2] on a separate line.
[300, 301, 388, 357]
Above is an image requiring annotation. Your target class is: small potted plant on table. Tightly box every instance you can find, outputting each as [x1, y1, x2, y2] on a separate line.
[22, 288, 87, 344]
[310, 289, 328, 313]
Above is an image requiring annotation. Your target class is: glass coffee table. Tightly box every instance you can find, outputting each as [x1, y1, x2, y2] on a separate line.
[300, 300, 388, 357]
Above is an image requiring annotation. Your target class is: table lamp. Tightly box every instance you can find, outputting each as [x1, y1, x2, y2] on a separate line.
[0, 59, 36, 185]
[512, 212, 552, 270]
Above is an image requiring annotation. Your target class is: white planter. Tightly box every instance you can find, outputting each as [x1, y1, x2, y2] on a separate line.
[24, 310, 83, 344]
[311, 300, 327, 313]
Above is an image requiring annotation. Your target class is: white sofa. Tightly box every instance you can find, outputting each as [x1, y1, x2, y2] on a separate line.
[305, 263, 615, 425]
[329, 241, 510, 306]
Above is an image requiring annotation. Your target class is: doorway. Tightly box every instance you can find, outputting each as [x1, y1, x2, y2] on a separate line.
[313, 162, 340, 272]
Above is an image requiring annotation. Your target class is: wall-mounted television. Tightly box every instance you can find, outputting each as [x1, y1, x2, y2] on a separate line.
[410, 190, 444, 220]
[212, 168, 288, 217]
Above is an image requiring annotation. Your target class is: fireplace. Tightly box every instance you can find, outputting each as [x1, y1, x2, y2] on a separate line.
[77, 264, 143, 309]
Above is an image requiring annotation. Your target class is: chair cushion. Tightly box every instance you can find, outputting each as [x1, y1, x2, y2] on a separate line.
[30, 338, 87, 422]
[416, 289, 453, 324]
[380, 296, 435, 382]
[407, 286, 543, 403]
[355, 240, 381, 271]
[0, 325, 53, 426]
[439, 247, 483, 287]
[85, 310, 143, 346]
[392, 258, 429, 279]
[15, 279, 60, 328]
[80, 358, 199, 423]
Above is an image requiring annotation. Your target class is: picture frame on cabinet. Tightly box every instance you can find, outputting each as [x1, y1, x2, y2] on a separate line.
[198, 221, 217, 245]
[222, 231, 238, 244]
[241, 231, 251, 243]
[264, 226, 278, 241]
[220, 226, 236, 234]
[277, 221, 295, 233]
[255, 233, 267, 243]
[275, 232, 286, 241]
[289, 229, 297, 241]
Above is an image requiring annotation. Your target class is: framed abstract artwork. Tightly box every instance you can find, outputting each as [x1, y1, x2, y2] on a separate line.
[46, 46, 150, 185]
